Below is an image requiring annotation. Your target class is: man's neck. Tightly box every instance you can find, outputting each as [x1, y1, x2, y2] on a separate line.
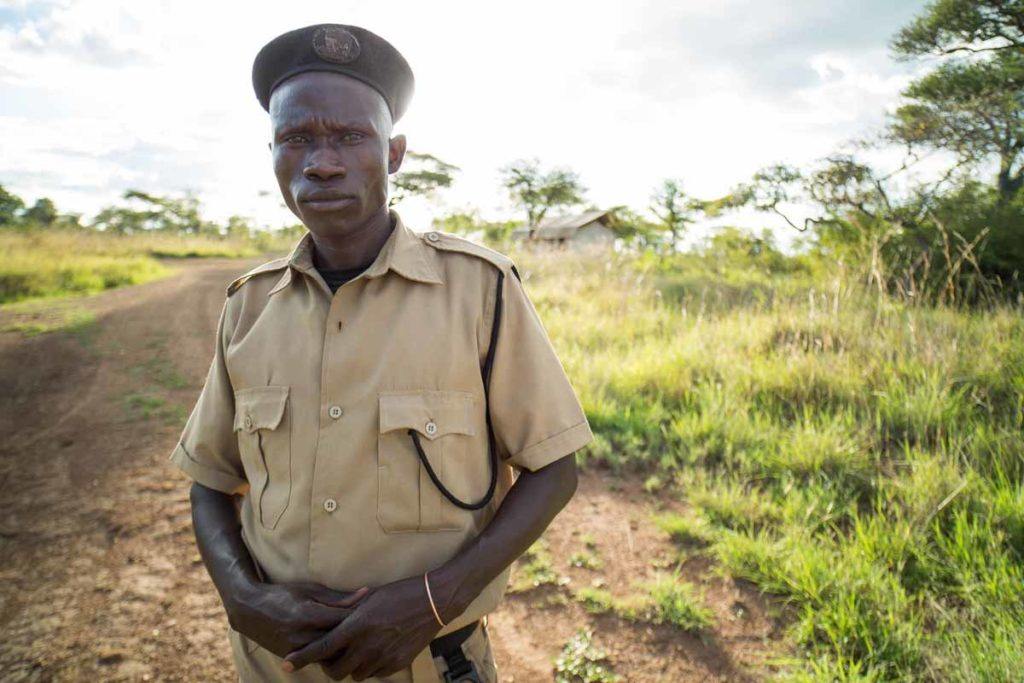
[310, 208, 394, 271]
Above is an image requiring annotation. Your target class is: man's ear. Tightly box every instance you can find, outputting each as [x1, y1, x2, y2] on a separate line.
[387, 134, 407, 175]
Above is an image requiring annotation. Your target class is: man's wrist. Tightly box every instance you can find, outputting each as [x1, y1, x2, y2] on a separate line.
[429, 556, 487, 624]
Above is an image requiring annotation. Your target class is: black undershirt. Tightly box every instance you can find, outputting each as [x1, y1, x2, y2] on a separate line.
[315, 260, 374, 294]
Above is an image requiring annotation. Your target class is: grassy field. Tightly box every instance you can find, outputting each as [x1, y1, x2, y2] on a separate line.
[509, 243, 1024, 681]
[5, 227, 1021, 679]
[0, 229, 296, 304]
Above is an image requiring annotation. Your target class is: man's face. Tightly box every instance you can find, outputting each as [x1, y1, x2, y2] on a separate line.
[268, 71, 406, 237]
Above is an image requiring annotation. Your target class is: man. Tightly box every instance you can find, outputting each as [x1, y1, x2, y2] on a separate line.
[170, 23, 593, 683]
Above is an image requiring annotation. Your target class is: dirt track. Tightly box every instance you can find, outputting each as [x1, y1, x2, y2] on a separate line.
[0, 258, 782, 681]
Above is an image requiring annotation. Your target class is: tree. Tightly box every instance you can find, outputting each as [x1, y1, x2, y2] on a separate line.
[431, 210, 479, 236]
[91, 204, 153, 235]
[431, 210, 518, 247]
[499, 158, 586, 226]
[22, 197, 58, 227]
[606, 206, 664, 251]
[0, 184, 25, 226]
[892, 0, 1024, 57]
[390, 152, 459, 207]
[889, 0, 1024, 201]
[649, 179, 701, 250]
[92, 189, 219, 235]
[226, 215, 254, 240]
[124, 189, 219, 235]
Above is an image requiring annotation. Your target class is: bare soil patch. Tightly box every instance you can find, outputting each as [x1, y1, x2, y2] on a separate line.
[0, 260, 784, 681]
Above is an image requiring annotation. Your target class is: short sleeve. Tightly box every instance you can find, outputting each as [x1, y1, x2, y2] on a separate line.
[168, 297, 247, 494]
[486, 268, 593, 471]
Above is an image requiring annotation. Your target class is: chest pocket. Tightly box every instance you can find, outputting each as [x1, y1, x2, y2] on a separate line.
[377, 390, 477, 532]
[233, 385, 292, 531]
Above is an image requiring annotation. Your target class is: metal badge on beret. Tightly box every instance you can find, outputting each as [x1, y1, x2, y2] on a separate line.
[312, 26, 361, 64]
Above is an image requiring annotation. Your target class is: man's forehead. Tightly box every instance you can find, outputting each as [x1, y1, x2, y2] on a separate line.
[269, 72, 391, 126]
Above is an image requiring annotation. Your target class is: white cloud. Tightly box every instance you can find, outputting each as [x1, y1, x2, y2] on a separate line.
[0, 0, 930, 240]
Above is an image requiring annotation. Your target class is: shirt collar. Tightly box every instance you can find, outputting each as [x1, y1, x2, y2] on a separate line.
[268, 210, 444, 296]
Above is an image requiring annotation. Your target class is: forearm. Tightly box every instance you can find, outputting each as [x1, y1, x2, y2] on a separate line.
[189, 481, 261, 610]
[430, 453, 578, 622]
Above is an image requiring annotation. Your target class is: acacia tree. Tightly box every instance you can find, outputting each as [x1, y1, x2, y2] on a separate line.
[891, 0, 1024, 56]
[889, 0, 1024, 201]
[389, 151, 460, 207]
[499, 158, 586, 226]
[649, 179, 701, 250]
[92, 189, 218, 235]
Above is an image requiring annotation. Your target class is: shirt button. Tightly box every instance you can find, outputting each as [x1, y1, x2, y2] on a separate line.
[328, 405, 343, 419]
[424, 420, 438, 436]
[426, 231, 440, 242]
[244, 414, 253, 429]
[323, 498, 337, 513]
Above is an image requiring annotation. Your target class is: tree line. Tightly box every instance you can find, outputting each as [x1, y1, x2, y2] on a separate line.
[420, 0, 1024, 302]
[2, 0, 1020, 302]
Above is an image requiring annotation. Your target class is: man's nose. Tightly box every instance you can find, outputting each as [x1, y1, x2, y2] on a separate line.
[303, 147, 346, 181]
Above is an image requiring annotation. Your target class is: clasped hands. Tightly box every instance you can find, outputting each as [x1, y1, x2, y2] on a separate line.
[226, 573, 448, 681]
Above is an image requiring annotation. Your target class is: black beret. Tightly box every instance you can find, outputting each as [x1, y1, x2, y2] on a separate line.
[252, 24, 414, 121]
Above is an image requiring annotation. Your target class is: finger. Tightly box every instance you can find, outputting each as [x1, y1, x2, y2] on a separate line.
[321, 655, 348, 681]
[300, 602, 359, 629]
[322, 648, 366, 682]
[304, 584, 370, 608]
[283, 619, 358, 672]
[351, 657, 384, 681]
[332, 585, 369, 607]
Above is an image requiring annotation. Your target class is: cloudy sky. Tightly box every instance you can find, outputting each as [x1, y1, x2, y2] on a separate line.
[0, 0, 930, 243]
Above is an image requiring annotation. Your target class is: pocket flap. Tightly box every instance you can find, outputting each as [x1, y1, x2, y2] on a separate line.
[378, 390, 477, 440]
[233, 385, 289, 433]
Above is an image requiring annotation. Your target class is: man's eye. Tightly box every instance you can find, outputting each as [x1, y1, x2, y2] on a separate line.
[284, 134, 308, 144]
[341, 132, 364, 143]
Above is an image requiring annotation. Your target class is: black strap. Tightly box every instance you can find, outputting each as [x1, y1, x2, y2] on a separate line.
[429, 620, 479, 658]
[430, 621, 482, 683]
[408, 268, 506, 510]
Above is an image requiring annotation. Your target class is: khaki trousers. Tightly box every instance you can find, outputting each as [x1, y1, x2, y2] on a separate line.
[228, 621, 498, 683]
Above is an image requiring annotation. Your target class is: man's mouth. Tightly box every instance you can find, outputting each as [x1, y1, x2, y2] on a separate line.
[300, 192, 356, 211]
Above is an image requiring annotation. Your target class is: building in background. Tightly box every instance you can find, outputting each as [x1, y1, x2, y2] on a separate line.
[512, 209, 616, 250]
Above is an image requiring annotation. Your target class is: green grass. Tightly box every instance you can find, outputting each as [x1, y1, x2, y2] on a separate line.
[641, 573, 715, 630]
[574, 586, 618, 615]
[653, 512, 712, 548]
[1, 250, 171, 303]
[0, 299, 97, 336]
[0, 229, 296, 304]
[123, 392, 186, 425]
[129, 355, 191, 390]
[573, 573, 713, 632]
[509, 243, 1024, 680]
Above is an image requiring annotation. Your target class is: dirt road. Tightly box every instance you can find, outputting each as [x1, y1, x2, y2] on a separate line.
[0, 258, 781, 681]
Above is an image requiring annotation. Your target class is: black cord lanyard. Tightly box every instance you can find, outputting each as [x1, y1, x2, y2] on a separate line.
[407, 268, 507, 510]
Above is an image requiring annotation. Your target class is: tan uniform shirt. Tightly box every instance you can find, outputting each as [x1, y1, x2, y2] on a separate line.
[169, 210, 593, 680]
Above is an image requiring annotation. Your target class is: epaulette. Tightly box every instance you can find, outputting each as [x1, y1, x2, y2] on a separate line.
[226, 257, 290, 297]
[422, 231, 521, 280]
